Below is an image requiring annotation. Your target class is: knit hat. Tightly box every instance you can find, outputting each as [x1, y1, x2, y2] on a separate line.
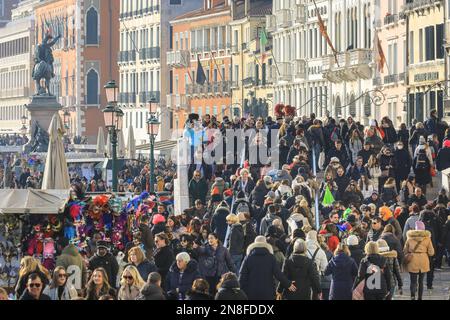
[415, 221, 425, 231]
[152, 214, 165, 225]
[444, 139, 450, 148]
[346, 235, 359, 246]
[254, 235, 267, 244]
[176, 252, 191, 263]
[306, 230, 318, 242]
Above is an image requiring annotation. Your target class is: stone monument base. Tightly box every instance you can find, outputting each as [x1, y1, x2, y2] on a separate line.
[24, 95, 62, 153]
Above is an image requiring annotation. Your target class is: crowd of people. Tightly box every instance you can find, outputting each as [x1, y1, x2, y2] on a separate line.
[0, 134, 28, 147]
[1, 107, 450, 301]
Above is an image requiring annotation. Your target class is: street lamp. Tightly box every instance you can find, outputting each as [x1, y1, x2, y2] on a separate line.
[63, 110, 70, 129]
[102, 79, 121, 192]
[147, 96, 160, 193]
[20, 115, 28, 136]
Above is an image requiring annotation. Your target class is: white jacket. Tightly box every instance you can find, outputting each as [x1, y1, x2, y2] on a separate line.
[305, 240, 328, 274]
[42, 284, 78, 300]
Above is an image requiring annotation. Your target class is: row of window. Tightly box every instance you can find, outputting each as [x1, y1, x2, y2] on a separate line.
[120, 70, 160, 96]
[409, 24, 445, 64]
[120, 0, 162, 13]
[0, 37, 29, 59]
[124, 110, 149, 130]
[0, 69, 29, 91]
[120, 27, 160, 52]
[0, 105, 27, 121]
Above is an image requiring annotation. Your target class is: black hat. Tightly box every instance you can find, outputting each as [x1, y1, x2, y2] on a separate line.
[96, 240, 109, 250]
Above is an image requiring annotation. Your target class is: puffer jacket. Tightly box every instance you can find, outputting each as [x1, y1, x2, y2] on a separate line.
[403, 230, 435, 273]
[118, 284, 142, 300]
[379, 250, 403, 289]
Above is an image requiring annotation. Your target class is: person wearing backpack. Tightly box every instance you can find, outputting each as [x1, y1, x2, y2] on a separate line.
[403, 221, 435, 300]
[413, 149, 432, 195]
[377, 239, 403, 300]
[353, 241, 391, 300]
[259, 204, 281, 236]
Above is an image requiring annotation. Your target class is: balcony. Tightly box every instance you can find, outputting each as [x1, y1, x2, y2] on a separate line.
[231, 44, 239, 54]
[139, 47, 160, 61]
[138, 91, 160, 103]
[373, 77, 382, 86]
[277, 62, 293, 82]
[266, 14, 277, 32]
[167, 94, 188, 110]
[399, 72, 406, 82]
[276, 9, 292, 28]
[185, 82, 231, 97]
[118, 51, 128, 63]
[119, 93, 128, 104]
[384, 14, 398, 25]
[294, 59, 306, 79]
[242, 77, 255, 87]
[403, 0, 441, 12]
[384, 74, 398, 84]
[348, 49, 373, 79]
[167, 50, 190, 67]
[322, 49, 373, 83]
[294, 4, 306, 24]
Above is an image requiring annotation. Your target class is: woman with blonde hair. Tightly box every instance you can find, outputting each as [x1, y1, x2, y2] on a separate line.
[128, 246, 156, 282]
[365, 154, 382, 191]
[353, 241, 391, 300]
[118, 265, 145, 300]
[15, 256, 50, 299]
[324, 243, 358, 300]
[42, 266, 78, 300]
[84, 267, 116, 300]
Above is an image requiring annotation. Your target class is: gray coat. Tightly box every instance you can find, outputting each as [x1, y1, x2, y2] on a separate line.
[403, 214, 419, 242]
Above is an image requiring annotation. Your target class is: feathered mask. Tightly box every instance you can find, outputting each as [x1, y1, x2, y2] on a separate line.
[126, 191, 149, 211]
[274, 104, 285, 117]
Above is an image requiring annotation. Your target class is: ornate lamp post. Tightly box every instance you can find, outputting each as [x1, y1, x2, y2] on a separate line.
[146, 96, 160, 193]
[63, 110, 70, 129]
[102, 80, 121, 192]
[20, 115, 28, 135]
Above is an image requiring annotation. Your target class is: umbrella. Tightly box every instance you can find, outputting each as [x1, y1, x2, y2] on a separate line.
[118, 130, 125, 158]
[41, 113, 70, 190]
[96, 127, 105, 155]
[126, 125, 136, 159]
[105, 131, 111, 158]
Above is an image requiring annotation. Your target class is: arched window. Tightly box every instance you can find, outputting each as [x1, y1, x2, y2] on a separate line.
[335, 96, 341, 119]
[86, 69, 99, 104]
[86, 7, 99, 45]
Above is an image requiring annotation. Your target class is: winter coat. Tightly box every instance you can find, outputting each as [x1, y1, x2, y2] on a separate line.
[383, 126, 398, 144]
[305, 240, 328, 274]
[239, 242, 291, 300]
[355, 254, 391, 300]
[19, 290, 51, 300]
[379, 154, 396, 178]
[139, 224, 154, 259]
[211, 177, 226, 196]
[185, 290, 213, 300]
[347, 165, 369, 183]
[381, 185, 397, 205]
[166, 260, 201, 300]
[326, 147, 350, 170]
[436, 147, 450, 172]
[56, 244, 88, 290]
[358, 149, 375, 165]
[211, 205, 231, 243]
[249, 184, 268, 208]
[349, 139, 363, 163]
[233, 178, 256, 197]
[442, 219, 450, 250]
[118, 284, 142, 300]
[366, 228, 383, 243]
[307, 124, 325, 148]
[324, 253, 358, 300]
[413, 153, 432, 185]
[409, 128, 428, 147]
[407, 194, 427, 208]
[342, 190, 364, 208]
[381, 232, 404, 265]
[154, 246, 175, 285]
[348, 245, 364, 267]
[365, 135, 384, 155]
[215, 278, 248, 300]
[132, 259, 156, 282]
[226, 223, 244, 255]
[136, 283, 166, 300]
[260, 213, 281, 236]
[403, 230, 435, 273]
[397, 128, 409, 147]
[42, 284, 78, 300]
[88, 253, 119, 289]
[394, 148, 412, 180]
[379, 250, 403, 289]
[278, 254, 321, 300]
[188, 178, 208, 204]
[334, 174, 350, 199]
[196, 244, 235, 277]
[15, 268, 50, 299]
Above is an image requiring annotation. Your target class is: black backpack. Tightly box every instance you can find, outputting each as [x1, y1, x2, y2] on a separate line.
[415, 153, 428, 170]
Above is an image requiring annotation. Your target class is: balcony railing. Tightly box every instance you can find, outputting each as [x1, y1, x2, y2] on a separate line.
[167, 50, 190, 67]
[139, 47, 160, 60]
[242, 77, 255, 87]
[266, 14, 277, 32]
[399, 72, 406, 82]
[373, 77, 382, 86]
[276, 9, 292, 28]
[138, 91, 160, 103]
[185, 82, 231, 96]
[294, 59, 306, 79]
[231, 44, 239, 54]
[384, 73, 398, 84]
[384, 14, 398, 25]
[294, 4, 306, 24]
[403, 0, 441, 12]
[277, 62, 292, 82]
[167, 94, 188, 110]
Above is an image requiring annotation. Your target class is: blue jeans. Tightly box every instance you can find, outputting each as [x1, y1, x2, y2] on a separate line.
[231, 254, 243, 275]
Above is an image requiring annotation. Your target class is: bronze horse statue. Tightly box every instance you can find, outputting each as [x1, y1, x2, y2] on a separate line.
[32, 33, 61, 96]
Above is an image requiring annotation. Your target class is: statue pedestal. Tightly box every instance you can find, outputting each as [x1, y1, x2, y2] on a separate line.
[24, 95, 62, 153]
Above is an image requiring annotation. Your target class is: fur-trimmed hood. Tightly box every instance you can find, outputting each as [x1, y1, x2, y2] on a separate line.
[246, 241, 274, 256]
[379, 250, 398, 259]
[406, 229, 431, 241]
[383, 180, 396, 189]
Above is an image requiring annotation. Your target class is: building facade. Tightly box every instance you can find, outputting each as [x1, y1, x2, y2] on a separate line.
[118, 0, 203, 145]
[0, 0, 20, 27]
[230, 0, 274, 118]
[0, 17, 34, 135]
[167, 0, 233, 131]
[34, 0, 120, 143]
[374, 0, 407, 127]
[404, 0, 445, 123]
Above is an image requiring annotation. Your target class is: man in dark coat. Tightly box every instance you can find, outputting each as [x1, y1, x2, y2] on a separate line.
[137, 272, 166, 300]
[19, 273, 51, 301]
[366, 217, 384, 242]
[239, 236, 295, 300]
[88, 241, 119, 288]
[394, 141, 412, 191]
[211, 201, 231, 243]
[357, 142, 375, 165]
[139, 215, 155, 261]
[347, 157, 369, 182]
[436, 140, 450, 172]
[326, 140, 350, 170]
[188, 170, 208, 206]
[424, 110, 438, 135]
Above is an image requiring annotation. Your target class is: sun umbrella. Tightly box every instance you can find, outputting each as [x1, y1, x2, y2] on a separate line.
[96, 127, 105, 155]
[126, 125, 136, 159]
[41, 113, 70, 190]
[118, 129, 126, 158]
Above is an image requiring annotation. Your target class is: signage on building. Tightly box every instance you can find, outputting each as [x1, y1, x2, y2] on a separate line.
[414, 72, 439, 83]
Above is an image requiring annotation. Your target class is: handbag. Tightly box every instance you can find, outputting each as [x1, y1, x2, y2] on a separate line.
[430, 166, 437, 177]
[352, 280, 365, 300]
[404, 240, 423, 265]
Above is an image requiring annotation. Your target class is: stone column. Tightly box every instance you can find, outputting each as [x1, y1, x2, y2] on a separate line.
[173, 137, 190, 216]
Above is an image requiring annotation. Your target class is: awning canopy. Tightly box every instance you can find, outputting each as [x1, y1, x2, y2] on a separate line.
[0, 189, 69, 214]
[136, 140, 178, 151]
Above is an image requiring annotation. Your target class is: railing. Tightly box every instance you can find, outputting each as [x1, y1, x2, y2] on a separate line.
[139, 47, 160, 60]
[384, 14, 398, 25]
[384, 74, 398, 84]
[242, 77, 255, 87]
[277, 62, 292, 81]
[403, 0, 441, 11]
[167, 50, 190, 67]
[294, 59, 306, 78]
[138, 91, 160, 103]
[373, 77, 382, 86]
[276, 9, 292, 28]
[294, 4, 306, 23]
[0, 87, 30, 98]
[186, 82, 231, 96]
[349, 49, 372, 66]
[399, 72, 406, 82]
[231, 44, 239, 54]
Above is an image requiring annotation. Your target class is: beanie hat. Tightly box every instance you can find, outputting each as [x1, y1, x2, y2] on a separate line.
[176, 252, 191, 263]
[443, 139, 450, 148]
[223, 189, 233, 198]
[330, 157, 340, 163]
[346, 235, 359, 246]
[152, 214, 165, 225]
[415, 221, 425, 231]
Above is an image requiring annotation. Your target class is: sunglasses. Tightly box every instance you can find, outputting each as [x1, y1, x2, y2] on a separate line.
[29, 283, 41, 288]
[123, 276, 133, 280]
[58, 274, 67, 278]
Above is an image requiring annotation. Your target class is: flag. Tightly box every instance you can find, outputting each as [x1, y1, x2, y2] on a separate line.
[322, 185, 335, 206]
[313, 0, 338, 65]
[196, 55, 206, 85]
[373, 30, 386, 72]
[260, 28, 268, 63]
